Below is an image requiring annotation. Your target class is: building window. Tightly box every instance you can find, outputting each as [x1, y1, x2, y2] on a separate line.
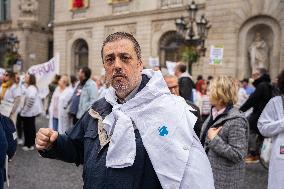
[48, 40, 53, 60]
[72, 39, 89, 73]
[159, 31, 184, 66]
[49, 0, 54, 22]
[0, 0, 10, 21]
[161, 0, 182, 8]
[0, 35, 7, 67]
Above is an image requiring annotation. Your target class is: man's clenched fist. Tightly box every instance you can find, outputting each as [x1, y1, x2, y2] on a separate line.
[35, 128, 58, 150]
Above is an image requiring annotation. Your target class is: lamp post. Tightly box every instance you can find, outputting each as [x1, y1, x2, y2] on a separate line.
[4, 33, 21, 70]
[175, 1, 210, 57]
[6, 33, 20, 54]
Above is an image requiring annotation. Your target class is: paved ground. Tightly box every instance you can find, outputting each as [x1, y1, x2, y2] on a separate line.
[5, 116, 268, 189]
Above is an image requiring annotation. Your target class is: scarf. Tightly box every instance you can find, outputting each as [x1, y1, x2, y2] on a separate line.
[103, 69, 198, 188]
[0, 80, 13, 100]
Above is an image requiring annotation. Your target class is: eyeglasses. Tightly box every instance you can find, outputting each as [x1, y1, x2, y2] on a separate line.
[168, 85, 179, 90]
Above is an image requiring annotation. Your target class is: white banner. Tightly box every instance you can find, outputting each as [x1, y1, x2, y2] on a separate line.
[28, 54, 60, 98]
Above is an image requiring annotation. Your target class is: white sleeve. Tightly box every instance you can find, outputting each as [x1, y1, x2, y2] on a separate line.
[258, 98, 284, 137]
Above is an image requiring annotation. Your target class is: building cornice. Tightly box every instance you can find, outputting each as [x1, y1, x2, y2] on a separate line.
[54, 3, 205, 27]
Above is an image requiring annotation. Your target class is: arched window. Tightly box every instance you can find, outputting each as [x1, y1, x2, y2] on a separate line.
[159, 31, 184, 66]
[72, 39, 89, 73]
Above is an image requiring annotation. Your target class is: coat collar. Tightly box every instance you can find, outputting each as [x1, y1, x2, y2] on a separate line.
[91, 74, 150, 119]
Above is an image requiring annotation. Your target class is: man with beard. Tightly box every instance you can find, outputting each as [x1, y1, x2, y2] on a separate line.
[35, 32, 214, 189]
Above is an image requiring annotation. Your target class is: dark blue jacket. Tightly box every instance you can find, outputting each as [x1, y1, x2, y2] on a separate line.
[0, 115, 17, 189]
[0, 125, 7, 189]
[40, 75, 162, 189]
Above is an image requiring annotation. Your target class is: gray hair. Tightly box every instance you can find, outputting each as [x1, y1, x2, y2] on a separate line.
[101, 32, 141, 62]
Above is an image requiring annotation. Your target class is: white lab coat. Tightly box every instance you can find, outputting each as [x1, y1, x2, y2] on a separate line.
[258, 96, 284, 189]
[49, 86, 74, 134]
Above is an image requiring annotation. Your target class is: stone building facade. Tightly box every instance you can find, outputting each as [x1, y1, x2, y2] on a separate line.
[54, 0, 207, 77]
[202, 0, 284, 79]
[0, 0, 53, 71]
[5, 0, 282, 79]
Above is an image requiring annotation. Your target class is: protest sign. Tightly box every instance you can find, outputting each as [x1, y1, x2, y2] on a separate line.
[209, 45, 224, 65]
[28, 54, 59, 98]
[166, 61, 177, 75]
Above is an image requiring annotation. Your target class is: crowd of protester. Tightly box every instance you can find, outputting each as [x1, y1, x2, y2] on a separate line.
[0, 52, 284, 188]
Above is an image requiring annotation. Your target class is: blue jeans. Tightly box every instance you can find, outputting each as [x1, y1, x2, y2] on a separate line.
[53, 117, 59, 131]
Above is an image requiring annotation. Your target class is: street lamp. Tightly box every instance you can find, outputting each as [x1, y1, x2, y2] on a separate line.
[175, 1, 210, 56]
[4, 33, 21, 70]
[6, 34, 20, 54]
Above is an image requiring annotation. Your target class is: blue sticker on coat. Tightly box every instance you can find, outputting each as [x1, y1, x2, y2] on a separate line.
[158, 126, 169, 136]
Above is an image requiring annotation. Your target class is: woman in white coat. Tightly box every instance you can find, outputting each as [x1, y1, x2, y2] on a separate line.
[49, 74, 73, 134]
[258, 70, 284, 189]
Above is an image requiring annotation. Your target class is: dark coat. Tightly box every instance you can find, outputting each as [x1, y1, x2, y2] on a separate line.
[186, 100, 202, 137]
[178, 76, 194, 102]
[200, 108, 249, 189]
[0, 125, 7, 189]
[240, 74, 272, 133]
[0, 115, 17, 189]
[40, 75, 162, 189]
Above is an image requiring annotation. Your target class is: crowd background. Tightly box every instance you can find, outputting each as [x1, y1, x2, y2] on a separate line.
[0, 61, 283, 189]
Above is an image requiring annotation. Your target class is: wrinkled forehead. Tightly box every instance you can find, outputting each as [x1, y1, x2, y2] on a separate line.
[103, 39, 136, 57]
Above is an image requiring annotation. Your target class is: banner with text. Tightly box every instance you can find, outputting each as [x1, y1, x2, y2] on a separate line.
[28, 54, 59, 98]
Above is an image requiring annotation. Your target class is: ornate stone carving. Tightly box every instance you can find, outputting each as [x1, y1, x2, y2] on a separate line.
[66, 31, 75, 41]
[152, 22, 164, 33]
[86, 30, 92, 38]
[19, 0, 38, 17]
[105, 23, 136, 37]
[66, 29, 92, 41]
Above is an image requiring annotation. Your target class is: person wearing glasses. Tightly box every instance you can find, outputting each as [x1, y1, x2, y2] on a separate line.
[164, 74, 202, 137]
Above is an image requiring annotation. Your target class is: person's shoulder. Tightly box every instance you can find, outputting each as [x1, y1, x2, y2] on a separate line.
[227, 108, 248, 123]
[27, 85, 37, 92]
[91, 97, 112, 116]
[86, 79, 96, 86]
[268, 96, 282, 106]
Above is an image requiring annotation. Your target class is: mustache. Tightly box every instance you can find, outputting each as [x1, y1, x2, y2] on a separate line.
[112, 72, 127, 79]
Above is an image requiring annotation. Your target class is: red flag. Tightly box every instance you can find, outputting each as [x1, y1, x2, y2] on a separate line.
[73, 0, 84, 8]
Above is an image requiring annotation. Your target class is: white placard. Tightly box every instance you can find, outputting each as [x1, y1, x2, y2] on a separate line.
[28, 53, 60, 98]
[166, 61, 177, 75]
[209, 45, 224, 65]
